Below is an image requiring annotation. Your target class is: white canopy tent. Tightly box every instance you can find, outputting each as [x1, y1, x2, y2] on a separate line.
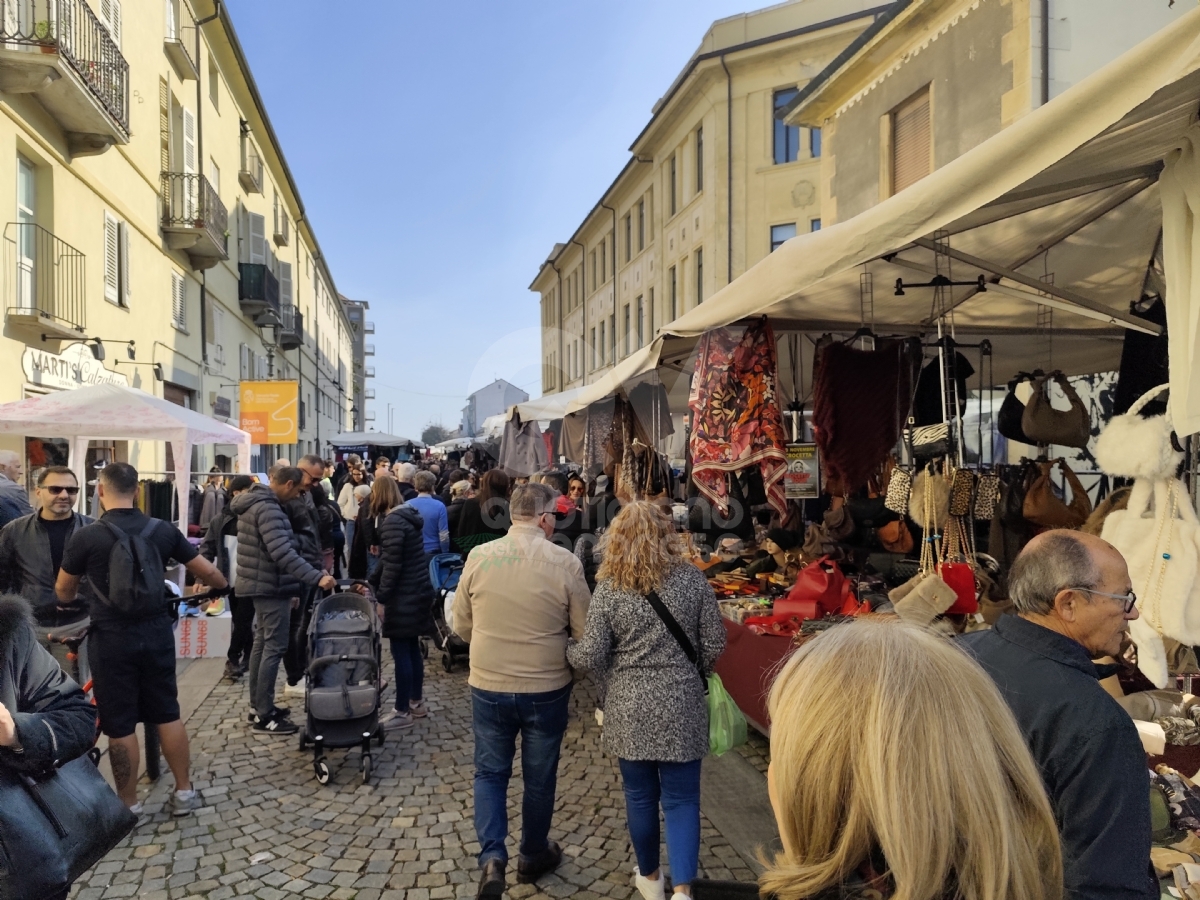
[563, 8, 1200, 420]
[327, 431, 426, 450]
[0, 383, 251, 531]
[508, 385, 590, 423]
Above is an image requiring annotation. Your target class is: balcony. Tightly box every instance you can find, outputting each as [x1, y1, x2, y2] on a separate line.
[365, 365, 375, 378]
[238, 263, 279, 322]
[365, 387, 375, 400]
[365, 411, 376, 422]
[239, 136, 262, 193]
[273, 210, 289, 247]
[364, 342, 375, 356]
[364, 320, 375, 334]
[3, 222, 85, 339]
[161, 172, 228, 270]
[278, 303, 302, 351]
[0, 0, 130, 155]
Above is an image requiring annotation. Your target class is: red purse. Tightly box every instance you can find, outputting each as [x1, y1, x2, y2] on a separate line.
[937, 562, 978, 615]
[777, 555, 849, 619]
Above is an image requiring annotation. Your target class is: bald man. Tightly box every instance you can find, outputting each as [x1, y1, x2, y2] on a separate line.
[0, 450, 33, 529]
[961, 530, 1156, 900]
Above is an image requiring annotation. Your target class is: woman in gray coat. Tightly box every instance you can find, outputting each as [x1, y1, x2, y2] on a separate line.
[568, 501, 725, 900]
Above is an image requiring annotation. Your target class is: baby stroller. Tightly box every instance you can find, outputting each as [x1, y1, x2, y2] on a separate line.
[298, 583, 384, 785]
[429, 552, 469, 672]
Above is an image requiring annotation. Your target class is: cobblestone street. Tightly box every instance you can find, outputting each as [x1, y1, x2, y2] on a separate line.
[72, 652, 766, 900]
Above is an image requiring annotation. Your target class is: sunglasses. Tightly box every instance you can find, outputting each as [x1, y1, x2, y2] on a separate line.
[44, 486, 80, 496]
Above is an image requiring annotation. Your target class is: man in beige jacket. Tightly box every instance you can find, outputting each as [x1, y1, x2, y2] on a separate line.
[453, 481, 591, 900]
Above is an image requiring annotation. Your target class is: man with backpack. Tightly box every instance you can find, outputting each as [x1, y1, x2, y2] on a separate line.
[280, 455, 334, 696]
[0, 450, 32, 529]
[54, 462, 229, 820]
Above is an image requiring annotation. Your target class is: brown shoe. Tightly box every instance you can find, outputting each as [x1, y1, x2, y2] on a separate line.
[516, 842, 562, 884]
[477, 859, 506, 900]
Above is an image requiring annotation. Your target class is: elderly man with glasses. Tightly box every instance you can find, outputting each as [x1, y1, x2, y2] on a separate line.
[0, 465, 94, 628]
[961, 529, 1157, 900]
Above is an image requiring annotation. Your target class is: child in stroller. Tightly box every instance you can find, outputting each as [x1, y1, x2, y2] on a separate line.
[428, 553, 468, 672]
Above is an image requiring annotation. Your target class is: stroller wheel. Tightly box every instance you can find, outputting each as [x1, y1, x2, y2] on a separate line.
[361, 754, 372, 784]
[314, 759, 331, 785]
[374, 728, 385, 747]
[442, 653, 452, 673]
[298, 731, 309, 752]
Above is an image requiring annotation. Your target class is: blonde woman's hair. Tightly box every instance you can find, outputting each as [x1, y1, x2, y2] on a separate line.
[597, 500, 684, 595]
[762, 619, 1062, 900]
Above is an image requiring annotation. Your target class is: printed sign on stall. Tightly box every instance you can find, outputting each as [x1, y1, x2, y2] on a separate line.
[239, 380, 299, 443]
[784, 443, 820, 500]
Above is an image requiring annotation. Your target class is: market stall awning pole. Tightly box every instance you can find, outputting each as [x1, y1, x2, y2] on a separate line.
[911, 238, 1163, 334]
[988, 281, 1161, 335]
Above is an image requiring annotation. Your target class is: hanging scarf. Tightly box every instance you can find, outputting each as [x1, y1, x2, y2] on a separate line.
[688, 317, 788, 517]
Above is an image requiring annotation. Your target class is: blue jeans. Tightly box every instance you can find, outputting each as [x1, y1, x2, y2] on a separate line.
[472, 684, 571, 866]
[389, 637, 424, 712]
[618, 758, 703, 887]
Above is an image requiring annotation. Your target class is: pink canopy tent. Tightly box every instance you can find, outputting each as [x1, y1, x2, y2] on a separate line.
[0, 383, 251, 531]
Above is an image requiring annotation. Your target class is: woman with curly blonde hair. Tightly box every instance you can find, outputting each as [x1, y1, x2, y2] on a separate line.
[757, 618, 1062, 900]
[568, 501, 725, 900]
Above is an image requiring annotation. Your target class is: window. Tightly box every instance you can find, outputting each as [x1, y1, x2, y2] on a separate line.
[609, 313, 616, 360]
[624, 214, 632, 263]
[171, 271, 187, 331]
[636, 295, 644, 349]
[590, 327, 597, 370]
[574, 339, 580, 378]
[810, 218, 822, 232]
[209, 159, 219, 196]
[890, 86, 932, 194]
[669, 154, 677, 216]
[99, 0, 122, 47]
[770, 223, 797, 252]
[280, 261, 293, 308]
[206, 302, 225, 364]
[695, 127, 703, 192]
[637, 199, 645, 252]
[103, 212, 131, 307]
[600, 237, 606, 282]
[599, 320, 606, 366]
[648, 287, 654, 337]
[669, 266, 677, 320]
[695, 249, 703, 304]
[773, 88, 800, 164]
[15, 157, 35, 313]
[809, 127, 822, 158]
[590, 250, 597, 291]
[208, 54, 220, 110]
[623, 304, 631, 357]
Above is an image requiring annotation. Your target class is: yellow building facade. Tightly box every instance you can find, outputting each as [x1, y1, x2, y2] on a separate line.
[532, 0, 889, 394]
[0, 0, 357, 483]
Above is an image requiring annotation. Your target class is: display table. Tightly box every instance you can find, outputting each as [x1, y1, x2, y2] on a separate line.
[174, 612, 231, 659]
[714, 618, 795, 736]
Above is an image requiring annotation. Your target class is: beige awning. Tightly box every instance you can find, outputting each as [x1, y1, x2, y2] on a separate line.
[564, 6, 1200, 415]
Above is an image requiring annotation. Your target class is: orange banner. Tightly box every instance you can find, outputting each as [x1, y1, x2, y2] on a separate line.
[239, 380, 298, 443]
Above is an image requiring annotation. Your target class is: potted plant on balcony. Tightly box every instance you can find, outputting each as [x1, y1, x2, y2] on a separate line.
[34, 20, 53, 45]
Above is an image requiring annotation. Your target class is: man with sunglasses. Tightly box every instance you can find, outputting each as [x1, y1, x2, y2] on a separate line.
[961, 529, 1157, 900]
[0, 466, 93, 628]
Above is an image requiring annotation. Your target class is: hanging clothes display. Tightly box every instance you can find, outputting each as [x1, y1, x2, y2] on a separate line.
[626, 381, 674, 444]
[498, 415, 548, 477]
[560, 411, 587, 465]
[1113, 298, 1168, 417]
[912, 348, 975, 426]
[582, 397, 617, 478]
[812, 337, 922, 492]
[688, 317, 789, 518]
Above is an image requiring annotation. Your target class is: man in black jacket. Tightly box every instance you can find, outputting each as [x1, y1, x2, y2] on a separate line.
[231, 468, 334, 735]
[960, 530, 1157, 900]
[281, 455, 332, 694]
[198, 475, 255, 681]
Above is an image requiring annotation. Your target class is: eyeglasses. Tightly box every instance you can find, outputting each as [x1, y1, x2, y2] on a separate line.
[43, 486, 79, 496]
[1070, 587, 1137, 614]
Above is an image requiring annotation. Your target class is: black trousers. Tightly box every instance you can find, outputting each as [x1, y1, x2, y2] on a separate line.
[227, 593, 255, 667]
[283, 586, 316, 685]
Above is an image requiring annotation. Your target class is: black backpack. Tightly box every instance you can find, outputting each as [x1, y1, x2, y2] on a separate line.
[96, 518, 168, 618]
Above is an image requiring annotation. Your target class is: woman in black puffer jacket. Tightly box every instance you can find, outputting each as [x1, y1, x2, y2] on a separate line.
[368, 503, 436, 731]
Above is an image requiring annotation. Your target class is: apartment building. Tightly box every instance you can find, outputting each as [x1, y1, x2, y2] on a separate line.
[782, 0, 1192, 224]
[532, 0, 893, 394]
[0, 0, 356, 477]
[340, 294, 373, 431]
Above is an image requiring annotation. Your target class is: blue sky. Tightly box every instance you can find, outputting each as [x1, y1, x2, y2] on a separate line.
[225, 0, 752, 439]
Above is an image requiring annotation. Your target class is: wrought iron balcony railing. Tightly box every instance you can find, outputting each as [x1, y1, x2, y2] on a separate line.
[164, 0, 198, 80]
[4, 222, 85, 335]
[278, 303, 302, 350]
[238, 262, 279, 318]
[161, 172, 228, 266]
[239, 137, 263, 193]
[0, 0, 130, 136]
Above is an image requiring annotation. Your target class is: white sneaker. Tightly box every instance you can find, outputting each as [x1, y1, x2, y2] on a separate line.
[381, 709, 414, 730]
[635, 869, 666, 900]
[284, 678, 306, 697]
[409, 699, 428, 718]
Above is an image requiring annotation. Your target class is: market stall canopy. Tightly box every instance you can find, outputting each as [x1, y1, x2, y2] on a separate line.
[509, 386, 590, 423]
[564, 7, 1200, 415]
[0, 382, 251, 529]
[327, 431, 426, 449]
[479, 414, 507, 442]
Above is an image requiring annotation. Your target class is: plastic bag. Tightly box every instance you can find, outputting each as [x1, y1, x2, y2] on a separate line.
[707, 673, 747, 757]
[444, 590, 455, 633]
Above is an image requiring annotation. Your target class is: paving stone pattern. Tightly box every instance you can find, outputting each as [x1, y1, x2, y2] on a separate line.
[72, 653, 760, 900]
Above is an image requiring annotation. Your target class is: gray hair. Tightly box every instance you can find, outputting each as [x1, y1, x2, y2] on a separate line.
[1008, 531, 1100, 615]
[413, 470, 436, 493]
[394, 462, 417, 483]
[510, 482, 558, 520]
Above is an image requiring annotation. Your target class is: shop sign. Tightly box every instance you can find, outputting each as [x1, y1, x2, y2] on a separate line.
[784, 443, 820, 500]
[239, 380, 299, 443]
[21, 343, 128, 391]
[212, 395, 232, 418]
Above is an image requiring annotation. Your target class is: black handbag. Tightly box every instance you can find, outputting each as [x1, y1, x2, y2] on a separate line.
[997, 374, 1034, 444]
[0, 747, 137, 900]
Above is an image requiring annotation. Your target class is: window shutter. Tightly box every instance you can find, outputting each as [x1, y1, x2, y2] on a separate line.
[171, 272, 186, 329]
[182, 107, 196, 174]
[100, 0, 121, 47]
[892, 87, 931, 194]
[239, 343, 250, 380]
[166, 0, 176, 40]
[249, 212, 265, 264]
[103, 213, 119, 303]
[119, 221, 131, 307]
[280, 261, 293, 306]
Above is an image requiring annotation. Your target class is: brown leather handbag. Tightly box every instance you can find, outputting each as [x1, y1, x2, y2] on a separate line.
[1021, 372, 1091, 448]
[1022, 459, 1093, 528]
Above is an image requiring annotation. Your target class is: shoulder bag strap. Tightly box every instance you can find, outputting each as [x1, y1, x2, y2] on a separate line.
[644, 590, 706, 686]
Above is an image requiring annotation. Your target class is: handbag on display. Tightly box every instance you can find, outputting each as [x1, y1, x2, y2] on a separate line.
[1095, 383, 1182, 482]
[779, 555, 849, 618]
[973, 473, 1000, 521]
[0, 750, 137, 900]
[909, 463, 950, 533]
[884, 465, 912, 515]
[909, 421, 950, 459]
[997, 374, 1035, 444]
[1021, 371, 1091, 448]
[822, 500, 855, 542]
[878, 518, 914, 554]
[1022, 459, 1092, 529]
[1102, 478, 1200, 688]
[948, 468, 975, 517]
